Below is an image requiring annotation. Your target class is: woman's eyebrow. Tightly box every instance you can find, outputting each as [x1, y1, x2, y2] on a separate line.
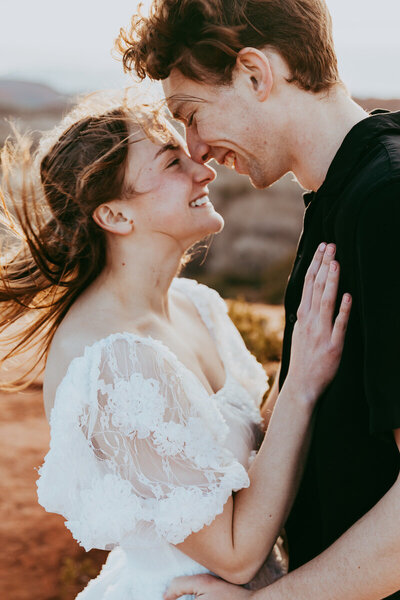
[154, 142, 181, 159]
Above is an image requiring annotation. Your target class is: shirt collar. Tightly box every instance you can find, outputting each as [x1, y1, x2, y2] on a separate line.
[302, 109, 400, 207]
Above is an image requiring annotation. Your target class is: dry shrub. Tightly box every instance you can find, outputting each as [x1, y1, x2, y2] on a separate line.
[227, 298, 282, 365]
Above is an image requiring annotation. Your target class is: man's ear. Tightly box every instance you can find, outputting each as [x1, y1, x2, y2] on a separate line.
[92, 203, 134, 235]
[235, 47, 273, 101]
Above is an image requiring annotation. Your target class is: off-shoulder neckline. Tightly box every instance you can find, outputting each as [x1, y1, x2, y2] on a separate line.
[50, 277, 229, 413]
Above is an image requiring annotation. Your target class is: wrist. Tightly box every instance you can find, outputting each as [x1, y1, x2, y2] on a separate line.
[281, 376, 317, 409]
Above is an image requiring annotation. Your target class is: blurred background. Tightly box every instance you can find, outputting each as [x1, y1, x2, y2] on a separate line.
[0, 1, 399, 598]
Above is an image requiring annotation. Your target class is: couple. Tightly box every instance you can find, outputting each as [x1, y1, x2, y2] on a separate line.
[1, 0, 398, 599]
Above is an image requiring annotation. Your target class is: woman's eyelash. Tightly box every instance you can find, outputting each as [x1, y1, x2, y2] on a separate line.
[187, 113, 195, 127]
[167, 158, 181, 168]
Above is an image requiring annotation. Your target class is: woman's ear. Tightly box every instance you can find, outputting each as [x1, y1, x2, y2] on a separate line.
[235, 47, 273, 102]
[92, 203, 134, 235]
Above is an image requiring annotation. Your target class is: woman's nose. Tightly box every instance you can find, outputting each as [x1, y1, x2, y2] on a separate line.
[190, 160, 217, 186]
[193, 160, 216, 185]
[186, 127, 211, 164]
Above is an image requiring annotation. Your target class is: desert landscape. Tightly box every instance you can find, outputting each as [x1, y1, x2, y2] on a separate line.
[1, 79, 399, 599]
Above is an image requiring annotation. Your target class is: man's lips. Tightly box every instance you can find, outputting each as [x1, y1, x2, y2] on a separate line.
[212, 150, 237, 169]
[208, 150, 248, 175]
[223, 151, 236, 169]
[218, 150, 247, 173]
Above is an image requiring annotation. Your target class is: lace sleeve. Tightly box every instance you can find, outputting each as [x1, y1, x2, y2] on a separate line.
[36, 334, 249, 552]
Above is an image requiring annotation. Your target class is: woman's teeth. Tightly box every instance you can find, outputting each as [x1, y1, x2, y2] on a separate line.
[189, 196, 211, 208]
[224, 151, 236, 169]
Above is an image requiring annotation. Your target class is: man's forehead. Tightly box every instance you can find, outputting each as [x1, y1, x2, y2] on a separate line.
[162, 68, 192, 95]
[163, 73, 210, 114]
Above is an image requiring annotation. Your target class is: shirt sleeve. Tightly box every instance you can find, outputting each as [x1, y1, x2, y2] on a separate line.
[356, 178, 400, 438]
[36, 334, 250, 552]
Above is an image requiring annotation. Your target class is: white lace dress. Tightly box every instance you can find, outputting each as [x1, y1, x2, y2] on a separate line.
[36, 277, 287, 599]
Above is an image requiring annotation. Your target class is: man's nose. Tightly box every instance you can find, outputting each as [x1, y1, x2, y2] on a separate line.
[186, 127, 211, 164]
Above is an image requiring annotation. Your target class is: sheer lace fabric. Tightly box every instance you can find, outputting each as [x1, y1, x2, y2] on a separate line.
[36, 277, 286, 599]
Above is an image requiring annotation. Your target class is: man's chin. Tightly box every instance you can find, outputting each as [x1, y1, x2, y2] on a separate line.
[247, 164, 277, 189]
[248, 172, 270, 190]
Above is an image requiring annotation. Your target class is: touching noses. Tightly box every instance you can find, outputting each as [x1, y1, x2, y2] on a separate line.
[186, 126, 211, 164]
[193, 161, 216, 186]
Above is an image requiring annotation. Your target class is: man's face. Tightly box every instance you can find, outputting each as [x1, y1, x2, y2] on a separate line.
[163, 68, 290, 189]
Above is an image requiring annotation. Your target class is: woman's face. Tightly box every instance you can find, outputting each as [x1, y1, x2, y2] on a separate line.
[122, 124, 224, 250]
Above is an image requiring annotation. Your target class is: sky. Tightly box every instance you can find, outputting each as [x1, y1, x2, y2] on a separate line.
[0, 0, 399, 98]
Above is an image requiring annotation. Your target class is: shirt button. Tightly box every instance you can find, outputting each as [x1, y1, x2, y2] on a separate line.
[289, 313, 297, 324]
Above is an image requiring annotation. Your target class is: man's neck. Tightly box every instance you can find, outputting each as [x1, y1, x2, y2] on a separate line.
[289, 88, 369, 192]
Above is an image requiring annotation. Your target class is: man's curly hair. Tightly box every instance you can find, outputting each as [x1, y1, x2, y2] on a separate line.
[117, 0, 341, 93]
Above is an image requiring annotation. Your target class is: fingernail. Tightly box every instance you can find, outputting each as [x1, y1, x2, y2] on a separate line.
[319, 243, 327, 252]
[329, 261, 338, 271]
[344, 293, 352, 303]
[327, 244, 335, 255]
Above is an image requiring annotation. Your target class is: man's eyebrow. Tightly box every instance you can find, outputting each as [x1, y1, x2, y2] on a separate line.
[166, 95, 205, 119]
[154, 142, 181, 159]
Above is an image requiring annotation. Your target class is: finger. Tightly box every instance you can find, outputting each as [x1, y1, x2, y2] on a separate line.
[164, 574, 213, 600]
[319, 260, 340, 328]
[331, 293, 352, 348]
[297, 242, 327, 316]
[164, 576, 195, 600]
[310, 243, 336, 314]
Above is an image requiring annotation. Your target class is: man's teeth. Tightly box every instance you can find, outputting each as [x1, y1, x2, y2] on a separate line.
[189, 196, 210, 207]
[224, 152, 236, 169]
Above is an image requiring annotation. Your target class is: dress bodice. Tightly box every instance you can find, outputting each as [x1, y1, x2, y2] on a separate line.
[36, 277, 286, 599]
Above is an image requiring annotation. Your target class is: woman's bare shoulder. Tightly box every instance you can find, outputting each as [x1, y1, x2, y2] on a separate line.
[42, 293, 153, 422]
[43, 304, 106, 423]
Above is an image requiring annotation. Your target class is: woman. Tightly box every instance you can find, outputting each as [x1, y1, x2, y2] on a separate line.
[0, 89, 351, 599]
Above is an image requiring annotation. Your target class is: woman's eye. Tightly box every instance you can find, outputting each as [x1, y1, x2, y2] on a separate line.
[187, 113, 195, 127]
[167, 158, 181, 168]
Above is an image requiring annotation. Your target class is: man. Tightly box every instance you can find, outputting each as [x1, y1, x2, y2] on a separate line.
[118, 1, 400, 598]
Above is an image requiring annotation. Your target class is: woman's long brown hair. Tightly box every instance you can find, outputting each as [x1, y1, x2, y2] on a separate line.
[0, 90, 168, 391]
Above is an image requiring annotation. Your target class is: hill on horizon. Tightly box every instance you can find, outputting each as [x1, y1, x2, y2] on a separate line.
[1, 78, 400, 115]
[0, 79, 70, 113]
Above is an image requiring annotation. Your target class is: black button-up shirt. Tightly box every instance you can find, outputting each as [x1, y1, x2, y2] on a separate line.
[279, 110, 400, 599]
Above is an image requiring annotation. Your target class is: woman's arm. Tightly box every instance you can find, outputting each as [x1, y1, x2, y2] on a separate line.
[175, 244, 352, 585]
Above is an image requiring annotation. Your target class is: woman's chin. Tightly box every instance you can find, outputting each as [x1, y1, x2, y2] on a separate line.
[203, 213, 224, 235]
[185, 216, 224, 246]
[212, 212, 224, 231]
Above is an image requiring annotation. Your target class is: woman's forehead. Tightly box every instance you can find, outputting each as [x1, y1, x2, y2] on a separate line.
[124, 120, 187, 184]
[136, 119, 187, 155]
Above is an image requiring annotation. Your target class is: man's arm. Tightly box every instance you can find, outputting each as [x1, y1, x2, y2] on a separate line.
[260, 364, 281, 431]
[164, 429, 400, 600]
[250, 428, 400, 600]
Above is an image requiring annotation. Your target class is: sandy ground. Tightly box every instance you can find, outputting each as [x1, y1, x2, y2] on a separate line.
[0, 379, 108, 599]
[0, 304, 284, 600]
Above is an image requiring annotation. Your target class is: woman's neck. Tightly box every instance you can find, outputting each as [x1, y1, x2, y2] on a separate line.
[90, 236, 185, 322]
